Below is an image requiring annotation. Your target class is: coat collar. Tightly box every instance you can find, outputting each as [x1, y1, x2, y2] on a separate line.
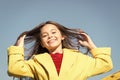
[34, 48, 77, 77]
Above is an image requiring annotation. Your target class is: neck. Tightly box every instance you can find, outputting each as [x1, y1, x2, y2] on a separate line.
[48, 45, 63, 54]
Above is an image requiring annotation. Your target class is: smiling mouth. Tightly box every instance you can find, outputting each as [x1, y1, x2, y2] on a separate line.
[47, 39, 56, 44]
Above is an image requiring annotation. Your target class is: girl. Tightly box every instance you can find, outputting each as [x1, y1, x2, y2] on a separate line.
[7, 21, 113, 80]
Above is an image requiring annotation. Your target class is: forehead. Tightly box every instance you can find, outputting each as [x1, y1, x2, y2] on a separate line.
[41, 24, 59, 33]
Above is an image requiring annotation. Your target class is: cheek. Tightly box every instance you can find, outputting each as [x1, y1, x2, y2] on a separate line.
[42, 39, 47, 44]
[41, 38, 47, 46]
[41, 37, 47, 42]
[41, 41, 48, 48]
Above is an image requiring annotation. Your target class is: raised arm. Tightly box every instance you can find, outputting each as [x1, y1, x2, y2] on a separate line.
[7, 34, 34, 78]
[78, 33, 113, 76]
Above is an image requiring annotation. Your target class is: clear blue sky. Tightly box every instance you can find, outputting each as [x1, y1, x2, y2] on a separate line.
[0, 0, 120, 80]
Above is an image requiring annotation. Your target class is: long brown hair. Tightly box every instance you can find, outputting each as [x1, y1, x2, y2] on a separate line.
[15, 21, 89, 59]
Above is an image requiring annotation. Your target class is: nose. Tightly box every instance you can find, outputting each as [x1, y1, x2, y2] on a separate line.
[48, 34, 53, 39]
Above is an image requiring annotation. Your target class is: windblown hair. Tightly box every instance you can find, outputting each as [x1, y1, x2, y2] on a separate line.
[15, 21, 89, 59]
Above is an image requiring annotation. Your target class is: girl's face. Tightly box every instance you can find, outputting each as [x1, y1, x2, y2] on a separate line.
[40, 24, 64, 52]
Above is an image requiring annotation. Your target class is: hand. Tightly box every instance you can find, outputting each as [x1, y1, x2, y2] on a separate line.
[16, 35, 26, 47]
[78, 33, 97, 50]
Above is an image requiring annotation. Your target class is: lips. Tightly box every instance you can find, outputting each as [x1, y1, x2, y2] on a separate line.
[47, 39, 56, 44]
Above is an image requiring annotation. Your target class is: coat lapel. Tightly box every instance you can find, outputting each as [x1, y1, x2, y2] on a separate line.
[34, 53, 58, 77]
[34, 48, 77, 78]
[59, 49, 76, 77]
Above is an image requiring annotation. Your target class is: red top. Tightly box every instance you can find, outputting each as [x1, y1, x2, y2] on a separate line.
[50, 53, 63, 75]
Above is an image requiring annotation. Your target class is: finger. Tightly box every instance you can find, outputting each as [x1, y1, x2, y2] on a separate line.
[79, 33, 89, 41]
[17, 35, 26, 47]
[22, 35, 26, 39]
[78, 40, 85, 46]
[18, 35, 26, 43]
[80, 33, 88, 37]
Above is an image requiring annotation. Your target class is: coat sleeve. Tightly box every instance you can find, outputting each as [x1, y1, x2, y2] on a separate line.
[86, 48, 113, 77]
[7, 46, 34, 78]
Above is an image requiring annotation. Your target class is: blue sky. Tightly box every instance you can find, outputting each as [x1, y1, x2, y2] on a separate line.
[0, 0, 120, 80]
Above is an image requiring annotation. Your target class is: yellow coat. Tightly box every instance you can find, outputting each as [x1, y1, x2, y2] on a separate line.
[7, 46, 113, 80]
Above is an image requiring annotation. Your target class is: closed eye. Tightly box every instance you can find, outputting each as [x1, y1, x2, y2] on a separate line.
[52, 31, 56, 34]
[42, 34, 48, 38]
